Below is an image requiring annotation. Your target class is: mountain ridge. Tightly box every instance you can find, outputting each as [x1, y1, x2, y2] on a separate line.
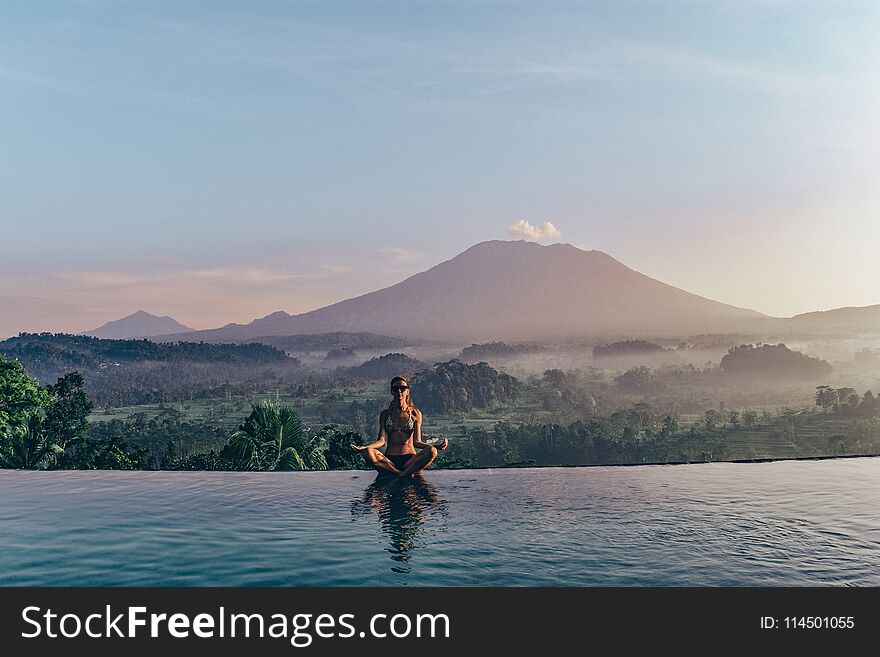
[82, 310, 193, 340]
[155, 240, 770, 343]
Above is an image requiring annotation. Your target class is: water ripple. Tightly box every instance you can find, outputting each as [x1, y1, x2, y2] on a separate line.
[0, 458, 878, 585]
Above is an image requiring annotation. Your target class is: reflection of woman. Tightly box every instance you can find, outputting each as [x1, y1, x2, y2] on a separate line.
[351, 376, 448, 477]
[351, 475, 444, 568]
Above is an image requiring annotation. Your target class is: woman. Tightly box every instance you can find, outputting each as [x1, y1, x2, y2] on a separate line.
[351, 375, 449, 477]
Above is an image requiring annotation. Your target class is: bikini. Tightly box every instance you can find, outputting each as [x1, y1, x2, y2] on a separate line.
[384, 410, 416, 470]
[384, 410, 414, 436]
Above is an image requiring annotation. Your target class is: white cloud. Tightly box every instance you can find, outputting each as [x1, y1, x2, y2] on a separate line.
[507, 220, 562, 241]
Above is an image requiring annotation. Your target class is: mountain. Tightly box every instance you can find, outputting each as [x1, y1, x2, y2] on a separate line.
[82, 310, 194, 339]
[785, 305, 880, 332]
[161, 240, 767, 343]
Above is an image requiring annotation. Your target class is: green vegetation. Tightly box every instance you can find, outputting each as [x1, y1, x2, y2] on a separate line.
[90, 410, 228, 467]
[411, 360, 520, 414]
[258, 332, 407, 352]
[321, 426, 366, 470]
[460, 342, 543, 361]
[439, 409, 880, 467]
[1, 332, 288, 375]
[0, 333, 314, 408]
[0, 357, 91, 469]
[2, 412, 64, 469]
[720, 343, 832, 380]
[0, 354, 361, 471]
[45, 372, 93, 459]
[539, 367, 620, 416]
[0, 356, 52, 427]
[63, 432, 156, 470]
[225, 399, 327, 471]
[3, 336, 880, 471]
[342, 353, 427, 381]
[815, 386, 878, 415]
[593, 340, 672, 358]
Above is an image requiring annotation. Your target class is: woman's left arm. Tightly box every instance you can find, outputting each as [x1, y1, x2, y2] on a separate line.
[412, 410, 448, 450]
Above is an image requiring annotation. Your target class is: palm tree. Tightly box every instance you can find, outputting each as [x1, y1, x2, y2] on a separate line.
[0, 411, 63, 469]
[225, 399, 327, 471]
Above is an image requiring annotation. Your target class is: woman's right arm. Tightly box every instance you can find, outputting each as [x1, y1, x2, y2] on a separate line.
[352, 436, 386, 451]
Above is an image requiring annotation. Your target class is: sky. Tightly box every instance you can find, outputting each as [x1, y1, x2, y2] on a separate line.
[2, 1, 879, 336]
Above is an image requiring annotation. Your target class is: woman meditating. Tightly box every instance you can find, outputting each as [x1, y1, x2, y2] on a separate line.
[351, 376, 448, 477]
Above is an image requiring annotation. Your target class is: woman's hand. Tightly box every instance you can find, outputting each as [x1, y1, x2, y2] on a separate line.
[431, 437, 449, 451]
[350, 444, 367, 452]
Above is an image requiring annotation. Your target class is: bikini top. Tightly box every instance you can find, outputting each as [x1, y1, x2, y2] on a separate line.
[384, 409, 415, 435]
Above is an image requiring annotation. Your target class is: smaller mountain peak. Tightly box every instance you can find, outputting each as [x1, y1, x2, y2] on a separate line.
[259, 310, 291, 321]
[81, 310, 192, 339]
[248, 310, 292, 327]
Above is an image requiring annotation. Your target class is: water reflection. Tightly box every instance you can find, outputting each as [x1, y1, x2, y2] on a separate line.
[351, 475, 447, 573]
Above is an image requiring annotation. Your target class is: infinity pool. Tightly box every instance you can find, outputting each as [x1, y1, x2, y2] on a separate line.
[1, 458, 878, 586]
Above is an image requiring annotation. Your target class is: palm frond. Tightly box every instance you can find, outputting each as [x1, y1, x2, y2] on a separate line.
[277, 447, 306, 471]
[224, 399, 327, 471]
[225, 429, 258, 466]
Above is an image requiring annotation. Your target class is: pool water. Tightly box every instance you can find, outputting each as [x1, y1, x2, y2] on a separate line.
[1, 458, 878, 586]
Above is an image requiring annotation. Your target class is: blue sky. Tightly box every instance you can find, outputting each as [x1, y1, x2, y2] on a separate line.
[2, 1, 879, 334]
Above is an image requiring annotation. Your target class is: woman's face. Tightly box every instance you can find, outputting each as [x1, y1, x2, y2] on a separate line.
[391, 381, 409, 402]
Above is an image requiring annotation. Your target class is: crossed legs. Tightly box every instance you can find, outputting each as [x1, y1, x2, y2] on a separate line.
[362, 447, 402, 475]
[397, 446, 438, 477]
[362, 446, 438, 477]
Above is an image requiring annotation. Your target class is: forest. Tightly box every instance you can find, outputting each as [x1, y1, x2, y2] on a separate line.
[3, 329, 879, 471]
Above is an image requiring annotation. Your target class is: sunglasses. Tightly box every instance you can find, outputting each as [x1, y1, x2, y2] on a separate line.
[392, 386, 409, 392]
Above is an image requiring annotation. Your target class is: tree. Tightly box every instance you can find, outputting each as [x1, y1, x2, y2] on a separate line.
[815, 386, 838, 412]
[860, 391, 878, 415]
[616, 366, 654, 393]
[225, 399, 327, 471]
[0, 356, 51, 428]
[742, 409, 759, 427]
[320, 426, 367, 470]
[412, 360, 519, 414]
[628, 402, 655, 429]
[721, 344, 832, 380]
[837, 387, 860, 409]
[661, 415, 678, 436]
[318, 394, 337, 423]
[92, 434, 155, 470]
[593, 340, 671, 358]
[162, 439, 177, 468]
[44, 372, 93, 461]
[542, 369, 566, 387]
[726, 410, 741, 429]
[0, 356, 56, 468]
[344, 353, 427, 381]
[1, 411, 63, 469]
[704, 410, 722, 431]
